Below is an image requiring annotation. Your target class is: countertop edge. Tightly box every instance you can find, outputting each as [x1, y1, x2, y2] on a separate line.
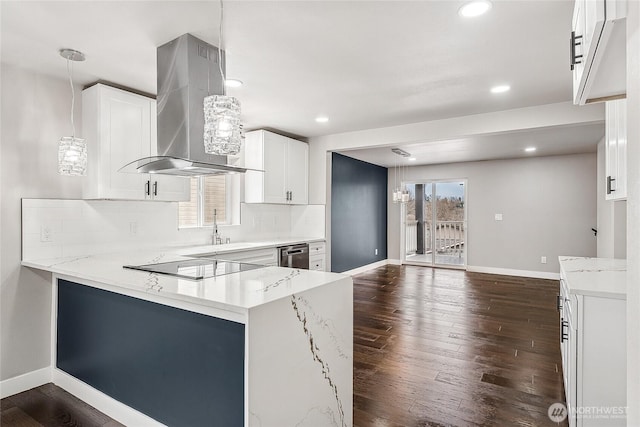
[559, 256, 627, 299]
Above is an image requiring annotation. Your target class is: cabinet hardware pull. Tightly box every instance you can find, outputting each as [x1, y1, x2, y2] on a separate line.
[561, 319, 569, 342]
[153, 181, 158, 196]
[607, 176, 616, 194]
[145, 180, 151, 196]
[570, 31, 583, 71]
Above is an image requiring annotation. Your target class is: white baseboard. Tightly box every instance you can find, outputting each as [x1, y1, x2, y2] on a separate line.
[342, 259, 397, 275]
[466, 265, 560, 280]
[52, 369, 164, 426]
[0, 367, 51, 399]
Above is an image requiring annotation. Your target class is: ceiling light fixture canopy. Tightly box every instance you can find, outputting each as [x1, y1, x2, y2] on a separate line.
[525, 147, 537, 152]
[203, 0, 244, 156]
[391, 148, 411, 157]
[58, 49, 87, 176]
[458, 0, 493, 17]
[315, 116, 329, 123]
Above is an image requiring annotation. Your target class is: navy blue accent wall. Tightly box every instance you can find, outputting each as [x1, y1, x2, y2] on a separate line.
[331, 153, 388, 272]
[57, 279, 244, 427]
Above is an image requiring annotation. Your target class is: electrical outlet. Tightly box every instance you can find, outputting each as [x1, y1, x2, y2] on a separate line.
[40, 226, 52, 242]
[129, 222, 138, 235]
[375, 248, 378, 255]
[541, 256, 547, 264]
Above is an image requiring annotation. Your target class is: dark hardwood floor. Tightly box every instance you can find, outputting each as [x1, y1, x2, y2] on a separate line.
[353, 265, 567, 427]
[0, 383, 123, 427]
[1, 265, 567, 426]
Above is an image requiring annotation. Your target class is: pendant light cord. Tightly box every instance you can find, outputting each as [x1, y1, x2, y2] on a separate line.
[218, 0, 226, 96]
[67, 58, 76, 138]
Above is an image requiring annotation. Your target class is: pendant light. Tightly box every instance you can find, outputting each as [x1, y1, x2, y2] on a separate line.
[203, 0, 244, 155]
[391, 148, 411, 204]
[58, 49, 87, 176]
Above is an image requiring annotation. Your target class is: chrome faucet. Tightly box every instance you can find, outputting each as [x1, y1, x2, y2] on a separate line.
[212, 209, 222, 245]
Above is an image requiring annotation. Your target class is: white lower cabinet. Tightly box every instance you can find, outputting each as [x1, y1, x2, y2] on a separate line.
[309, 241, 326, 271]
[559, 269, 626, 427]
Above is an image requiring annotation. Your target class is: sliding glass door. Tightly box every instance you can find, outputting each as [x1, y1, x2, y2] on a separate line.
[403, 180, 466, 268]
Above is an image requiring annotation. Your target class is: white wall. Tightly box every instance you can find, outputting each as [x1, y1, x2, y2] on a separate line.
[388, 153, 597, 275]
[596, 139, 627, 258]
[1, 64, 84, 381]
[626, 1, 640, 422]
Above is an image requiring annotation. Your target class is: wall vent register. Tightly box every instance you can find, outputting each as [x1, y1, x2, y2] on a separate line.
[124, 258, 264, 280]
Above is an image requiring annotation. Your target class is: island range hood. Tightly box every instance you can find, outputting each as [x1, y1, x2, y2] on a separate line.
[120, 33, 247, 176]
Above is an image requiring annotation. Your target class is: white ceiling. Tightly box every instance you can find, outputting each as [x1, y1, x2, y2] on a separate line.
[337, 123, 604, 167]
[2, 0, 578, 139]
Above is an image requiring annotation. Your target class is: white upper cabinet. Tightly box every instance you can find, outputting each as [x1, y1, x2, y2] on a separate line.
[605, 98, 627, 200]
[244, 130, 309, 205]
[82, 84, 189, 201]
[571, 0, 627, 105]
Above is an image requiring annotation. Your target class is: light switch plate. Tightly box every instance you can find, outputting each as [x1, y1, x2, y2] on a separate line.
[494, 213, 503, 221]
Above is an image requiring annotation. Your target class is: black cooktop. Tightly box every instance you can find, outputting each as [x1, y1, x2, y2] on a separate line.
[123, 258, 264, 280]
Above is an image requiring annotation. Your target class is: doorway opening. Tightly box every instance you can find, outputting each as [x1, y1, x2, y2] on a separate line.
[403, 180, 467, 268]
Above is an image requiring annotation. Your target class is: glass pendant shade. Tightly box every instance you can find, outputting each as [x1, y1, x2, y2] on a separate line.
[401, 190, 410, 203]
[393, 190, 399, 203]
[204, 95, 244, 155]
[58, 136, 87, 176]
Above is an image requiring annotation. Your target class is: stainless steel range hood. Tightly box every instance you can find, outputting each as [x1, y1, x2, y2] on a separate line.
[120, 33, 246, 176]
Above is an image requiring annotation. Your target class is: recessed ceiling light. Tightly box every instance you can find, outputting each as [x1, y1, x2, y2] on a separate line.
[490, 84, 511, 94]
[315, 116, 329, 123]
[458, 0, 492, 17]
[408, 157, 416, 161]
[224, 79, 243, 88]
[525, 147, 537, 152]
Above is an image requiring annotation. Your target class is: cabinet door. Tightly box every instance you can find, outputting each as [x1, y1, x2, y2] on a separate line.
[605, 101, 618, 200]
[103, 87, 152, 199]
[605, 99, 627, 200]
[262, 132, 288, 204]
[286, 140, 308, 205]
[572, 0, 586, 103]
[616, 99, 627, 198]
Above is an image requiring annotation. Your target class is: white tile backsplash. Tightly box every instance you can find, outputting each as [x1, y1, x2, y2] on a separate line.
[22, 199, 325, 261]
[291, 205, 325, 238]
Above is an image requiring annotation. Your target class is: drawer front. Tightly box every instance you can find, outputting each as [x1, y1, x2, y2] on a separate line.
[309, 255, 325, 271]
[309, 241, 326, 255]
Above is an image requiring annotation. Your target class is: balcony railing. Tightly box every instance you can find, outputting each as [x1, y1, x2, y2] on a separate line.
[405, 220, 465, 261]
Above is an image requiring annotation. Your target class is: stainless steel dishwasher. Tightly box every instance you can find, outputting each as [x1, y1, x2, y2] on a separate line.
[278, 243, 309, 269]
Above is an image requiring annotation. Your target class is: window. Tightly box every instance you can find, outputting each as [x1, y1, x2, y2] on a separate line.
[179, 176, 228, 228]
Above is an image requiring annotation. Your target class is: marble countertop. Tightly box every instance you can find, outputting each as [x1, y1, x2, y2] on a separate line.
[559, 256, 626, 299]
[22, 238, 342, 315]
